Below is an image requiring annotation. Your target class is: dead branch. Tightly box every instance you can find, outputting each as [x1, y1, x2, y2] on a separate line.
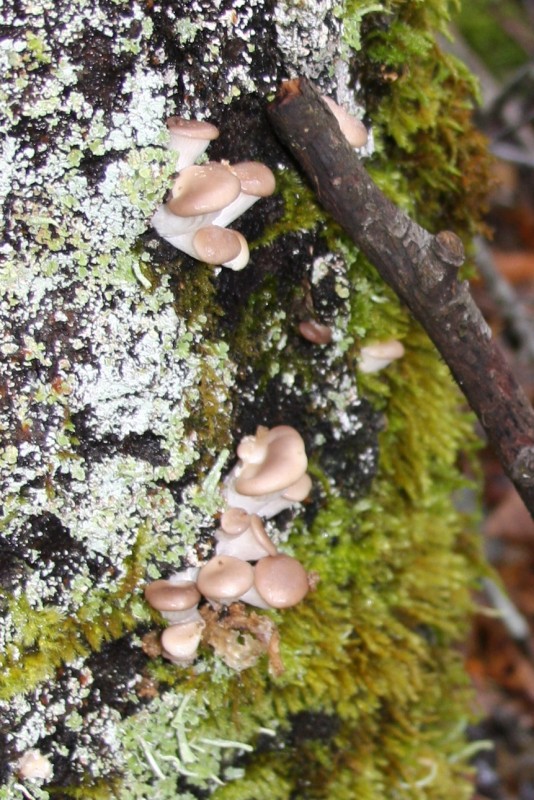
[267, 77, 534, 519]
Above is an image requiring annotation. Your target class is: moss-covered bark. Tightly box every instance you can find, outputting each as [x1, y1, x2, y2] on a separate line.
[0, 1, 492, 798]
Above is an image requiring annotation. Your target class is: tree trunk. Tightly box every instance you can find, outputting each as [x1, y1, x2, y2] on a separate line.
[0, 1, 492, 798]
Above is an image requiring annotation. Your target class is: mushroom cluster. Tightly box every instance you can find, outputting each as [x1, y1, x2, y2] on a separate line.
[144, 425, 313, 668]
[358, 339, 405, 373]
[151, 117, 275, 270]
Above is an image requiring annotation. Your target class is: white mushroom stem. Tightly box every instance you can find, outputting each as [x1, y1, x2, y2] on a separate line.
[358, 340, 405, 373]
[215, 513, 278, 561]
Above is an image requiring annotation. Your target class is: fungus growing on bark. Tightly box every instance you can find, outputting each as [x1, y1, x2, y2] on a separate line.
[213, 161, 276, 227]
[322, 95, 368, 148]
[358, 340, 405, 373]
[167, 116, 219, 171]
[144, 578, 202, 624]
[160, 619, 206, 666]
[215, 511, 278, 561]
[224, 425, 311, 518]
[197, 555, 255, 605]
[193, 226, 250, 270]
[298, 319, 333, 345]
[240, 554, 310, 609]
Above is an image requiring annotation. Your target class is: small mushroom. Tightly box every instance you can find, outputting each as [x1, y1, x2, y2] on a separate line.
[197, 555, 254, 605]
[224, 425, 311, 518]
[240, 554, 310, 609]
[358, 339, 405, 373]
[322, 96, 368, 148]
[193, 225, 250, 270]
[213, 161, 276, 228]
[160, 619, 206, 666]
[235, 426, 308, 496]
[215, 512, 278, 561]
[144, 578, 202, 624]
[167, 116, 219, 171]
[298, 319, 333, 345]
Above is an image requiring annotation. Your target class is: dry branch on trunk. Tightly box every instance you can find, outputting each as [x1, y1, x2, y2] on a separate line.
[268, 77, 534, 518]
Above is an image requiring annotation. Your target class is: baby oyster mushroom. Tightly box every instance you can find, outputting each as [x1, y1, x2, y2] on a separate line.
[358, 339, 405, 373]
[224, 425, 311, 518]
[215, 512, 278, 561]
[167, 116, 219, 171]
[144, 578, 202, 624]
[193, 225, 250, 270]
[160, 619, 206, 666]
[213, 161, 276, 228]
[197, 555, 254, 605]
[240, 554, 310, 609]
[298, 319, 333, 345]
[322, 96, 368, 148]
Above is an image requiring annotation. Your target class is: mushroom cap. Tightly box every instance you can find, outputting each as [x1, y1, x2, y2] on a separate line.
[322, 96, 368, 148]
[282, 472, 312, 502]
[298, 319, 333, 345]
[160, 619, 205, 663]
[167, 116, 219, 141]
[193, 225, 242, 265]
[215, 514, 278, 560]
[144, 579, 201, 613]
[254, 554, 309, 608]
[248, 514, 278, 556]
[168, 163, 241, 217]
[197, 555, 254, 603]
[220, 507, 251, 535]
[360, 340, 405, 360]
[221, 230, 249, 271]
[234, 425, 308, 497]
[230, 162, 276, 197]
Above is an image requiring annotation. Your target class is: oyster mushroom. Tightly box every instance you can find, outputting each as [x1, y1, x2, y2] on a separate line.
[215, 511, 278, 561]
[167, 116, 219, 171]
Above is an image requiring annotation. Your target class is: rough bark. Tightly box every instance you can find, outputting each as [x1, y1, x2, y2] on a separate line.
[268, 77, 534, 517]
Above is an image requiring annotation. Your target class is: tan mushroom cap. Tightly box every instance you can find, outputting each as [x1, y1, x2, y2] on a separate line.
[144, 579, 201, 613]
[254, 554, 309, 608]
[248, 514, 278, 556]
[166, 116, 219, 141]
[230, 161, 276, 197]
[197, 555, 254, 603]
[193, 225, 242, 264]
[234, 425, 308, 497]
[168, 163, 241, 217]
[298, 320, 333, 345]
[322, 96, 368, 148]
[282, 472, 312, 502]
[160, 619, 205, 663]
[220, 507, 251, 535]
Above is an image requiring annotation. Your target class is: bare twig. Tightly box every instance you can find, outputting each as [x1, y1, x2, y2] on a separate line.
[267, 78, 534, 519]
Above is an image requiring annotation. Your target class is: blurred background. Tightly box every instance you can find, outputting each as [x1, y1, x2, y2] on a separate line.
[446, 2, 534, 797]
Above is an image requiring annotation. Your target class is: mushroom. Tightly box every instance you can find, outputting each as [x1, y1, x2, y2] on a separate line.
[192, 225, 250, 270]
[224, 425, 311, 518]
[298, 319, 333, 345]
[358, 339, 405, 373]
[167, 116, 219, 171]
[160, 619, 206, 666]
[144, 578, 202, 624]
[240, 554, 310, 609]
[212, 161, 276, 228]
[215, 511, 278, 561]
[197, 555, 255, 605]
[322, 96, 368, 148]
[151, 163, 242, 242]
